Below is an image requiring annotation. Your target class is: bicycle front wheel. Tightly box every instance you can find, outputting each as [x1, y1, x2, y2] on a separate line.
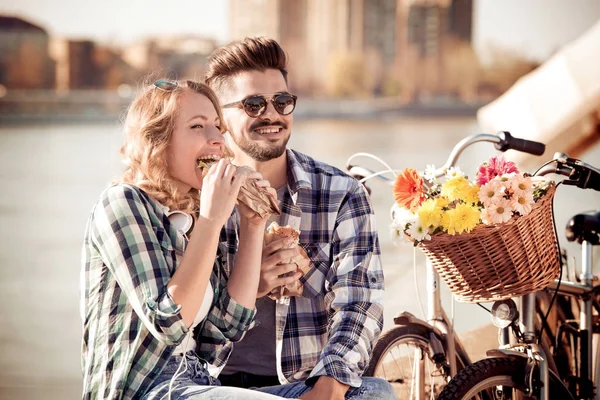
[365, 325, 458, 399]
[437, 356, 574, 400]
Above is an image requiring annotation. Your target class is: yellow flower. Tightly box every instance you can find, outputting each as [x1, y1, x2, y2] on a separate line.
[463, 182, 481, 206]
[434, 197, 450, 209]
[418, 198, 443, 229]
[443, 203, 481, 235]
[441, 177, 471, 202]
[441, 212, 456, 235]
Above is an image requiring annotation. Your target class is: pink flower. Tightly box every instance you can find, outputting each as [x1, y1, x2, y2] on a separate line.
[476, 156, 519, 186]
[483, 198, 513, 224]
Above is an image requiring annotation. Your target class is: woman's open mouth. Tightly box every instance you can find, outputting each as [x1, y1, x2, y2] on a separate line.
[196, 155, 221, 170]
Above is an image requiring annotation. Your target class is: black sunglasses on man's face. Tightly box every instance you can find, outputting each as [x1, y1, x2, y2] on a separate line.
[222, 93, 297, 118]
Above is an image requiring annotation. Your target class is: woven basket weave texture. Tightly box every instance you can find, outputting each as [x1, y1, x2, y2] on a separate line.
[419, 184, 559, 303]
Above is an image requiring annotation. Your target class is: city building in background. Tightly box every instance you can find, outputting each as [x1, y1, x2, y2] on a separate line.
[0, 0, 597, 121]
[0, 15, 217, 120]
[50, 39, 140, 91]
[229, 0, 479, 101]
[0, 16, 55, 90]
[122, 36, 216, 83]
[1, 16, 216, 93]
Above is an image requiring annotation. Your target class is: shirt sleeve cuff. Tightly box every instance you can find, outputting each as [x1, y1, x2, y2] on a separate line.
[307, 355, 363, 388]
[216, 288, 257, 340]
[146, 290, 188, 345]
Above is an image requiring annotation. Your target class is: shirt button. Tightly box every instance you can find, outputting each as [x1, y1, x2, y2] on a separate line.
[370, 277, 377, 283]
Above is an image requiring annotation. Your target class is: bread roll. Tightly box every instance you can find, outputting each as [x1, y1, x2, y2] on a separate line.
[264, 222, 310, 299]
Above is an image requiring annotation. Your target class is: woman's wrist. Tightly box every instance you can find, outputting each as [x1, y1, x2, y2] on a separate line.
[240, 217, 268, 230]
[193, 215, 225, 236]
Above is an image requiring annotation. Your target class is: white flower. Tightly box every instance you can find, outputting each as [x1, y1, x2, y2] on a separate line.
[423, 164, 437, 182]
[478, 180, 503, 206]
[390, 203, 418, 227]
[486, 175, 511, 196]
[510, 192, 534, 215]
[390, 203, 418, 244]
[406, 220, 431, 242]
[484, 198, 513, 224]
[389, 224, 411, 245]
[446, 166, 465, 179]
[511, 175, 533, 198]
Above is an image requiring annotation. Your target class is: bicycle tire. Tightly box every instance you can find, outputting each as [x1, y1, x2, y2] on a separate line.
[365, 325, 465, 398]
[437, 356, 574, 400]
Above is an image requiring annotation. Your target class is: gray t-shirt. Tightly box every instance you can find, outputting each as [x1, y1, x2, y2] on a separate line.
[221, 186, 287, 376]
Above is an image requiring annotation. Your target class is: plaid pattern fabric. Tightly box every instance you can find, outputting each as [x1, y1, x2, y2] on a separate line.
[80, 183, 255, 399]
[208, 149, 385, 388]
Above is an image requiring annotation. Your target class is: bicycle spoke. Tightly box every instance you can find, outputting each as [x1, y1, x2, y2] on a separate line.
[373, 339, 448, 398]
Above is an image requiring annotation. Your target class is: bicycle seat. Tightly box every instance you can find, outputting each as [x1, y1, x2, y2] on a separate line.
[565, 210, 600, 245]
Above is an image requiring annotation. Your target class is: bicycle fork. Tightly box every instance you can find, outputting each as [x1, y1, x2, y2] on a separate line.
[396, 258, 468, 399]
[488, 294, 551, 399]
[523, 293, 551, 400]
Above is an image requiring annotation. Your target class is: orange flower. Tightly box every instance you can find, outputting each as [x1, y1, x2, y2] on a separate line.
[393, 168, 426, 211]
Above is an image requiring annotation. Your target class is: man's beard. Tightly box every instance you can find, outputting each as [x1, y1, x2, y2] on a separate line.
[231, 132, 290, 162]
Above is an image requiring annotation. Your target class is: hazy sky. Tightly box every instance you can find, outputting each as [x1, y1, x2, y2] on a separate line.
[0, 0, 230, 43]
[473, 0, 600, 62]
[1, 0, 599, 61]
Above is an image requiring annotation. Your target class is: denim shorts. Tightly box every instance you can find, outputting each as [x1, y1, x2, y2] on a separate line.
[143, 352, 286, 399]
[142, 351, 219, 399]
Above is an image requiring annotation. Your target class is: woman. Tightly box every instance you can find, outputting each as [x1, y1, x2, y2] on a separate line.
[81, 79, 293, 399]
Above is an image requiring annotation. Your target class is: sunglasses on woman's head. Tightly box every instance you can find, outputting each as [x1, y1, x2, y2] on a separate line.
[153, 79, 178, 91]
[222, 93, 297, 118]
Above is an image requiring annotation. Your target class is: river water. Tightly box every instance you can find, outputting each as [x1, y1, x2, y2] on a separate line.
[1, 117, 598, 399]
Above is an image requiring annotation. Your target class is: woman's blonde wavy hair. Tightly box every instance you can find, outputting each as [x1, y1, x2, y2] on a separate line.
[118, 79, 226, 217]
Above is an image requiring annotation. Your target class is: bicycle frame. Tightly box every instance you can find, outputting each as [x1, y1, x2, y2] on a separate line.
[425, 257, 472, 378]
[550, 241, 599, 396]
[501, 239, 598, 400]
[395, 258, 473, 398]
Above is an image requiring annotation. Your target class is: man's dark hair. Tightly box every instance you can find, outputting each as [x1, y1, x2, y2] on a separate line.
[204, 36, 288, 96]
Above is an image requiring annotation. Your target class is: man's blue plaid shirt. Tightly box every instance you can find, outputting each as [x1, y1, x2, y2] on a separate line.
[200, 149, 385, 388]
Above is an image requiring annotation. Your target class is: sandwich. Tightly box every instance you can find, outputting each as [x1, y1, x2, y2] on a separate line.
[197, 154, 281, 218]
[264, 222, 311, 299]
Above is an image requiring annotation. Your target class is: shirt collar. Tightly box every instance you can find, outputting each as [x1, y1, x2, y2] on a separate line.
[285, 149, 312, 194]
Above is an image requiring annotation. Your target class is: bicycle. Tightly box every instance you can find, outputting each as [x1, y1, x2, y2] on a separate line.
[436, 153, 600, 399]
[346, 131, 548, 398]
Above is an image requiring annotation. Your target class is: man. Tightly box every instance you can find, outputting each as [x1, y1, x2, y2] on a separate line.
[201, 37, 395, 400]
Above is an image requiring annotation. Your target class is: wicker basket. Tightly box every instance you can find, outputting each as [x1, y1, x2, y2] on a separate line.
[418, 182, 560, 303]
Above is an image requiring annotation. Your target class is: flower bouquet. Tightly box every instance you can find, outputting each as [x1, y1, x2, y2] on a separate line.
[391, 156, 560, 303]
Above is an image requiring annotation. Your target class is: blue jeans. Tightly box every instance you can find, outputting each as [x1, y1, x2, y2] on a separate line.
[252, 377, 397, 400]
[143, 352, 286, 399]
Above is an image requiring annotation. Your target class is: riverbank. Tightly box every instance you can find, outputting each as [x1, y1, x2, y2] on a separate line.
[0, 91, 486, 125]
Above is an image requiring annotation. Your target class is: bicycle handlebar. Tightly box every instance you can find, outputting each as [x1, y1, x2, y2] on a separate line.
[494, 131, 546, 155]
[346, 131, 600, 192]
[535, 153, 600, 192]
[346, 131, 546, 185]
